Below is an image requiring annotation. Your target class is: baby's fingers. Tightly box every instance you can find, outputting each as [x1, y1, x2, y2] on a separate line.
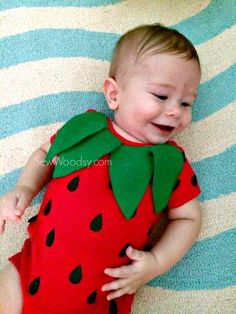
[104, 264, 133, 278]
[106, 287, 130, 301]
[14, 192, 32, 217]
[0, 195, 19, 221]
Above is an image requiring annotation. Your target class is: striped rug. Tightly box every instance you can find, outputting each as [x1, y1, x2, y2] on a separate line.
[0, 1, 235, 312]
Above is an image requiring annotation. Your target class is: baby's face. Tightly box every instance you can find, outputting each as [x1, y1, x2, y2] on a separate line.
[111, 53, 201, 144]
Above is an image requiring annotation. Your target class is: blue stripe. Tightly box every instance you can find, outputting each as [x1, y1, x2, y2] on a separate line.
[1, 145, 235, 202]
[149, 228, 236, 290]
[0, 0, 122, 11]
[193, 145, 236, 202]
[0, 92, 111, 139]
[0, 171, 45, 205]
[1, 18, 236, 69]
[193, 64, 236, 122]
[173, 0, 236, 45]
[1, 62, 235, 140]
[0, 29, 119, 68]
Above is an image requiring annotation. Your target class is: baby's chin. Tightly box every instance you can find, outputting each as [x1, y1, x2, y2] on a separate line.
[145, 134, 173, 145]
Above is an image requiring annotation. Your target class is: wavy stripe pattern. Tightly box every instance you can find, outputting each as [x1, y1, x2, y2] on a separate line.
[2, 23, 236, 108]
[0, 1, 210, 38]
[1, 144, 235, 202]
[132, 286, 236, 313]
[2, 100, 235, 174]
[0, 0, 235, 312]
[0, 0, 122, 11]
[149, 228, 236, 290]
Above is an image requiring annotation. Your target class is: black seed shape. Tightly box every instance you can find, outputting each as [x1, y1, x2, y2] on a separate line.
[69, 265, 82, 284]
[109, 181, 113, 190]
[119, 243, 130, 258]
[109, 299, 118, 314]
[44, 200, 52, 216]
[28, 276, 40, 295]
[182, 152, 186, 162]
[148, 224, 153, 236]
[87, 290, 97, 304]
[46, 229, 55, 247]
[67, 176, 80, 191]
[173, 179, 180, 191]
[191, 175, 198, 187]
[28, 215, 37, 223]
[90, 214, 102, 232]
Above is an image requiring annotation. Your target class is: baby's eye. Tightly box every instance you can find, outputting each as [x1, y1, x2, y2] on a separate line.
[153, 94, 168, 100]
[181, 102, 191, 107]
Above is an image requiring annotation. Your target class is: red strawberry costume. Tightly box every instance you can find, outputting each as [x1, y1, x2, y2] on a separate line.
[9, 111, 200, 314]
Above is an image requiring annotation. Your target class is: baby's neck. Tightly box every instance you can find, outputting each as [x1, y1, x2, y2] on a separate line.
[111, 121, 143, 143]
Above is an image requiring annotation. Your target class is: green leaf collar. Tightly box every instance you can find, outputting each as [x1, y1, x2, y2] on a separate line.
[45, 111, 184, 219]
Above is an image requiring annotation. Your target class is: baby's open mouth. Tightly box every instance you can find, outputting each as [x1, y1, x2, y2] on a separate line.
[151, 123, 175, 132]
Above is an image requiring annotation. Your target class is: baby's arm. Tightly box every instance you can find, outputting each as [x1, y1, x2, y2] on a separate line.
[102, 198, 202, 300]
[0, 141, 54, 234]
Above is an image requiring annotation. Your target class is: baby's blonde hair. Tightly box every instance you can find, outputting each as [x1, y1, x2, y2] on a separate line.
[109, 23, 200, 79]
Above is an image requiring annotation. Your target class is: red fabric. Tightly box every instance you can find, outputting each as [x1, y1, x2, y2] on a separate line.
[9, 111, 200, 314]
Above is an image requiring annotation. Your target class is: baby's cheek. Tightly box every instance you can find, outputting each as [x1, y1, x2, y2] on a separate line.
[181, 113, 192, 129]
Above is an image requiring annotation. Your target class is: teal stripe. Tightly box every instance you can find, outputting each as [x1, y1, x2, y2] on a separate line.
[1, 62, 235, 139]
[0, 173, 45, 206]
[2, 19, 236, 69]
[0, 0, 122, 11]
[0, 29, 118, 69]
[193, 145, 236, 202]
[173, 0, 236, 45]
[193, 64, 236, 122]
[0, 92, 112, 139]
[1, 145, 235, 202]
[149, 228, 236, 290]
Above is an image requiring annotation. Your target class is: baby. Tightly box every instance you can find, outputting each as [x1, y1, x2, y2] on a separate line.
[0, 24, 202, 314]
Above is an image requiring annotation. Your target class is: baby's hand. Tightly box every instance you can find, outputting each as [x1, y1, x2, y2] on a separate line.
[0, 186, 35, 234]
[102, 246, 160, 300]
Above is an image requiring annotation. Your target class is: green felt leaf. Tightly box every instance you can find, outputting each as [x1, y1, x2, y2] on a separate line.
[44, 111, 184, 220]
[151, 145, 184, 213]
[45, 111, 108, 163]
[52, 128, 122, 177]
[110, 145, 153, 220]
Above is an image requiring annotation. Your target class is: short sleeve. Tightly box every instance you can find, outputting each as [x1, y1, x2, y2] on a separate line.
[49, 109, 95, 144]
[167, 144, 201, 209]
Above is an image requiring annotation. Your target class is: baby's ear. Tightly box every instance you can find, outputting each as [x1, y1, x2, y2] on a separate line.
[104, 77, 119, 110]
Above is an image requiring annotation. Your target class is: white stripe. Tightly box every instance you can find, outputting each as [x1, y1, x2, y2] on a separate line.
[1, 120, 235, 242]
[0, 123, 62, 175]
[132, 285, 236, 313]
[196, 25, 236, 82]
[198, 193, 236, 240]
[150, 193, 235, 245]
[0, 57, 109, 108]
[1, 101, 235, 173]
[1, 29, 235, 109]
[173, 100, 236, 162]
[0, 0, 210, 38]
[0, 178, 234, 264]
[1, 194, 235, 269]
[0, 203, 40, 269]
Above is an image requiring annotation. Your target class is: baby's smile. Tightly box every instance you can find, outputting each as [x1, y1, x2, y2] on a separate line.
[151, 123, 175, 134]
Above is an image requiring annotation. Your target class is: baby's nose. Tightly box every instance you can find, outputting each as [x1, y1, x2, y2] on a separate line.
[165, 104, 182, 118]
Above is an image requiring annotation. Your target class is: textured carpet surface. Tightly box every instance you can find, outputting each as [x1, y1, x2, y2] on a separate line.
[0, 0, 235, 313]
